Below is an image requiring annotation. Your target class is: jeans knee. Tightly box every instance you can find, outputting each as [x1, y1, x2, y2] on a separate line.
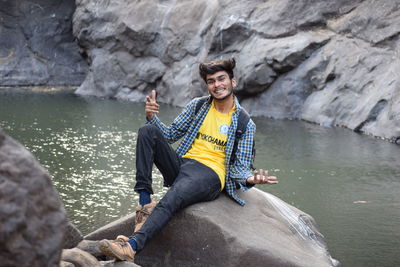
[138, 124, 159, 137]
[159, 189, 185, 214]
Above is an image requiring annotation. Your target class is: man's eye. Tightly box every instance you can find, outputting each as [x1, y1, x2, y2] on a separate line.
[207, 80, 214, 85]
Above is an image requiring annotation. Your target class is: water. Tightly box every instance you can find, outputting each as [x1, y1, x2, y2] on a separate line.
[0, 89, 399, 267]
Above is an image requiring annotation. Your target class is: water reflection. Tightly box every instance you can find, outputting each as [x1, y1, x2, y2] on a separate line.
[0, 90, 399, 267]
[0, 90, 174, 233]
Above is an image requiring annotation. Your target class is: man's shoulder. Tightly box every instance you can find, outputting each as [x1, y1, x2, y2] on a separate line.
[236, 105, 255, 128]
[193, 95, 212, 114]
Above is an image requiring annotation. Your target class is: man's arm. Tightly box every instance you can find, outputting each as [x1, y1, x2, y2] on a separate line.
[229, 121, 256, 186]
[230, 120, 278, 187]
[144, 90, 196, 144]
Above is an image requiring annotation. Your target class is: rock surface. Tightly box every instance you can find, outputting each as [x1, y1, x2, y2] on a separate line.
[61, 248, 101, 267]
[84, 213, 135, 241]
[63, 222, 84, 249]
[87, 188, 337, 267]
[60, 261, 75, 267]
[0, 0, 87, 86]
[0, 130, 68, 267]
[77, 240, 104, 259]
[101, 261, 141, 267]
[72, 0, 400, 142]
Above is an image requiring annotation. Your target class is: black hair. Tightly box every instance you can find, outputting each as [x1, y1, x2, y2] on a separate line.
[199, 58, 236, 82]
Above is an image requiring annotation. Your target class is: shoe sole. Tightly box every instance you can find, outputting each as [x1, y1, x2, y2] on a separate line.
[99, 240, 134, 262]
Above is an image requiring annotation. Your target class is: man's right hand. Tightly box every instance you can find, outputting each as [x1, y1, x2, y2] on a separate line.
[145, 90, 159, 120]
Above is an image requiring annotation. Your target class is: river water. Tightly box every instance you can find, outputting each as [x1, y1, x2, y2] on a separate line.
[0, 89, 399, 267]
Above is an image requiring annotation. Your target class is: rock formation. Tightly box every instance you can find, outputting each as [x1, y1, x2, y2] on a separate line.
[72, 0, 400, 142]
[0, 0, 87, 86]
[84, 188, 338, 267]
[0, 130, 68, 267]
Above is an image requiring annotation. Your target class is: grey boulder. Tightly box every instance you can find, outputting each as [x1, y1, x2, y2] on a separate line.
[63, 222, 84, 249]
[88, 188, 337, 267]
[61, 248, 101, 267]
[0, 130, 68, 267]
[84, 213, 135, 241]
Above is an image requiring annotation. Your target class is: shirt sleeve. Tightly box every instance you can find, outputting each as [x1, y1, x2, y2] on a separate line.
[229, 120, 256, 190]
[146, 99, 197, 144]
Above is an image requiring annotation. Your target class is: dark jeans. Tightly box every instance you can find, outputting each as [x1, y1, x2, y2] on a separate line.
[131, 124, 221, 251]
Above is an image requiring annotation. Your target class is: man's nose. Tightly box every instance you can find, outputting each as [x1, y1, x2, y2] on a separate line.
[215, 80, 223, 87]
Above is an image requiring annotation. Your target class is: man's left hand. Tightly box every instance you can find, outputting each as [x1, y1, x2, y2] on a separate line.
[246, 169, 278, 185]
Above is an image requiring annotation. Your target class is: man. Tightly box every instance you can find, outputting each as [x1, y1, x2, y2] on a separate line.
[99, 58, 278, 262]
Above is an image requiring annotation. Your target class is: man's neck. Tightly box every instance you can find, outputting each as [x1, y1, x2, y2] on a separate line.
[213, 95, 235, 114]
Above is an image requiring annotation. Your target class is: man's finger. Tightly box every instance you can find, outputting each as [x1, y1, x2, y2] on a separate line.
[146, 102, 159, 108]
[151, 90, 156, 103]
[145, 108, 159, 113]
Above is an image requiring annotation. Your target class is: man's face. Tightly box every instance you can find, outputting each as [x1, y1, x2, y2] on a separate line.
[205, 71, 236, 101]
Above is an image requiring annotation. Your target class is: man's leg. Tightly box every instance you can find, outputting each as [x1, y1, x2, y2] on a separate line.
[133, 124, 182, 231]
[134, 124, 182, 196]
[100, 159, 220, 260]
[99, 124, 184, 261]
[131, 158, 221, 251]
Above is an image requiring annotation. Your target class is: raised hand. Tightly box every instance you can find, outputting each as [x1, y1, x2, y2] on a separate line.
[145, 90, 159, 120]
[246, 169, 278, 185]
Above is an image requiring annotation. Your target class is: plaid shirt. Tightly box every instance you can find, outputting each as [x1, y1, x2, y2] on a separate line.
[147, 96, 255, 206]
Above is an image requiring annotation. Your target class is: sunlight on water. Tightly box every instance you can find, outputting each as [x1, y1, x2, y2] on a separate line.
[1, 89, 400, 267]
[0, 90, 172, 234]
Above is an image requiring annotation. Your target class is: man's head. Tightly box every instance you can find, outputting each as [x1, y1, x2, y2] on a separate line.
[199, 58, 237, 101]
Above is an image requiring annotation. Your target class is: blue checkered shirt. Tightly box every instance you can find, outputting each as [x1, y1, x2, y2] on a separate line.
[147, 96, 255, 206]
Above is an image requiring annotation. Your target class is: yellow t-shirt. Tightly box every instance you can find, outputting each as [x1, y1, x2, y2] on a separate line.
[183, 101, 235, 190]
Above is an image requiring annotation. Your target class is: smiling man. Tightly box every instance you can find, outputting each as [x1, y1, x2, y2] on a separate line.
[99, 58, 278, 262]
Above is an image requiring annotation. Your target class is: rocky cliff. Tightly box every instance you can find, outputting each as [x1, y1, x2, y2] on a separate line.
[0, 0, 87, 86]
[73, 0, 400, 142]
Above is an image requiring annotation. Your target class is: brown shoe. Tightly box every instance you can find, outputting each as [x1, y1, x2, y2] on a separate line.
[134, 201, 157, 232]
[99, 237, 136, 262]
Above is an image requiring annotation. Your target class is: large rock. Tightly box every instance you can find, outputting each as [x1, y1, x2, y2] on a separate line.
[77, 240, 104, 259]
[84, 213, 135, 241]
[0, 130, 68, 266]
[61, 248, 101, 267]
[89, 188, 337, 267]
[101, 260, 141, 267]
[72, 0, 400, 142]
[0, 0, 87, 86]
[63, 222, 84, 249]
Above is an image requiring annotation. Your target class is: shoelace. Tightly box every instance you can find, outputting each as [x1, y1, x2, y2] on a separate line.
[114, 240, 134, 257]
[136, 207, 151, 223]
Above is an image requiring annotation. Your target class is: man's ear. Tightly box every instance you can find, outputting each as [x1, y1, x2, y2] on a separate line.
[232, 77, 237, 88]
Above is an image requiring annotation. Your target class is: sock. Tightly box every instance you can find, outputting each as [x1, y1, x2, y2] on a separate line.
[139, 190, 151, 206]
[128, 238, 137, 251]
